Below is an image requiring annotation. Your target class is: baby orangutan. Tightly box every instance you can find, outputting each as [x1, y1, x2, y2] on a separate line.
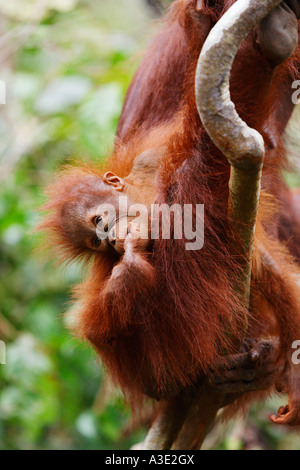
[39, 147, 165, 316]
[39, 0, 300, 426]
[40, 145, 284, 410]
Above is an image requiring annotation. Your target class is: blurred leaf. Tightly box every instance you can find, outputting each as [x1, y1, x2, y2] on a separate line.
[35, 76, 91, 115]
[0, 0, 79, 21]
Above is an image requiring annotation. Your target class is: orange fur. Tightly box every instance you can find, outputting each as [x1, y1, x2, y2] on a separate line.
[40, 0, 300, 423]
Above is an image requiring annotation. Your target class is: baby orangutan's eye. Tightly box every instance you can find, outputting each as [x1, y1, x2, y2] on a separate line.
[94, 237, 102, 248]
[94, 215, 103, 226]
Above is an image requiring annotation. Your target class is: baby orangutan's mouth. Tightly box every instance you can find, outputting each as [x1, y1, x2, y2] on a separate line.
[108, 226, 117, 247]
[107, 216, 149, 255]
[107, 216, 132, 254]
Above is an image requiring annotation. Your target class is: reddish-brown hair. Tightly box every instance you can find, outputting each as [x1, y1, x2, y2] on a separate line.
[40, 1, 300, 420]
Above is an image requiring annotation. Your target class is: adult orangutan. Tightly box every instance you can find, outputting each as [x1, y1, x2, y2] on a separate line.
[40, 0, 300, 425]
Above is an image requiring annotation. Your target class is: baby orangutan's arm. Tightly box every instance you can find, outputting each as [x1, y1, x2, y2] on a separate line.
[101, 233, 155, 330]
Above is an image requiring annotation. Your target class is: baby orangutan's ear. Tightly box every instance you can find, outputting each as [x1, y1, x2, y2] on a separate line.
[103, 171, 125, 192]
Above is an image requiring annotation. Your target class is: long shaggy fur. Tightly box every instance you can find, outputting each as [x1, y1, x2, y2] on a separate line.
[40, 0, 300, 421]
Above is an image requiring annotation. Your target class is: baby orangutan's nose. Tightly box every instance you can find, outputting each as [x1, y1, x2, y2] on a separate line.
[108, 227, 116, 246]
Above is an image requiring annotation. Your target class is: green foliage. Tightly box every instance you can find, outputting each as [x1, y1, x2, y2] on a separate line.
[0, 0, 150, 450]
[0, 0, 300, 450]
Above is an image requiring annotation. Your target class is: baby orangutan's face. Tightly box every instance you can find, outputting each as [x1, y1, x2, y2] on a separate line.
[60, 174, 150, 255]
